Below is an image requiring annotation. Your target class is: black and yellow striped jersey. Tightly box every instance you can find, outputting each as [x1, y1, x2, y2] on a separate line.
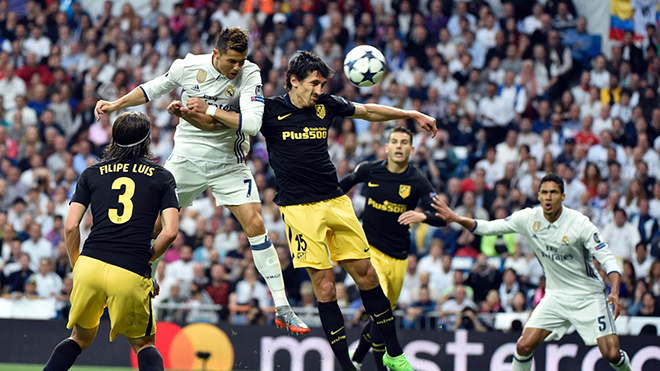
[340, 160, 445, 260]
[71, 158, 179, 277]
[261, 93, 355, 206]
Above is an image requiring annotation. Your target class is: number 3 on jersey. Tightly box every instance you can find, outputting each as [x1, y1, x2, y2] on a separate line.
[108, 177, 135, 224]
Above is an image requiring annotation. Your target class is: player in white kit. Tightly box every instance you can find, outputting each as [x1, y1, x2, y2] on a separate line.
[432, 173, 631, 371]
[94, 27, 309, 334]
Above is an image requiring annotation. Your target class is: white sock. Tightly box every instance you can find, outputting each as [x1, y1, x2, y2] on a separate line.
[512, 351, 533, 371]
[610, 350, 631, 371]
[249, 233, 289, 308]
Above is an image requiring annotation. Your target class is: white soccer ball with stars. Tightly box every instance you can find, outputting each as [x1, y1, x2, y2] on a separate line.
[343, 45, 386, 87]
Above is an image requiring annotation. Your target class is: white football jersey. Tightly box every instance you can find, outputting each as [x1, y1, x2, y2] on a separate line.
[473, 206, 620, 297]
[140, 53, 264, 163]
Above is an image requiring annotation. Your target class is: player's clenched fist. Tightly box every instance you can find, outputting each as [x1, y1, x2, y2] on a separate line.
[186, 97, 209, 114]
[167, 100, 188, 117]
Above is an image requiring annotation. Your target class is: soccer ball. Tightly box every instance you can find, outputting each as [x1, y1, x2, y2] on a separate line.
[343, 45, 386, 87]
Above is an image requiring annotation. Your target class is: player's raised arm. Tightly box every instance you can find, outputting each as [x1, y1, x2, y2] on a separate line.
[432, 194, 522, 235]
[94, 87, 148, 121]
[349, 102, 438, 137]
[168, 99, 228, 132]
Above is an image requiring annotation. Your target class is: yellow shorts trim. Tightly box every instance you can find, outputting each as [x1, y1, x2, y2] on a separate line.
[68, 256, 156, 341]
[369, 247, 408, 309]
[280, 195, 371, 270]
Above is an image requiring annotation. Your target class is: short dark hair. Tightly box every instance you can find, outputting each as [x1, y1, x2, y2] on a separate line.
[388, 126, 413, 142]
[285, 51, 334, 90]
[102, 111, 153, 162]
[539, 173, 564, 194]
[215, 27, 249, 55]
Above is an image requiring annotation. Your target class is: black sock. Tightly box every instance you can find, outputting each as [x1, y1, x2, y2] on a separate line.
[370, 321, 387, 371]
[137, 346, 164, 371]
[352, 321, 373, 363]
[43, 339, 82, 371]
[360, 285, 403, 357]
[318, 300, 355, 371]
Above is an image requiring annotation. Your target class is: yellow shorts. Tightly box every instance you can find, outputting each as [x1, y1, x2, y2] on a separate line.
[280, 195, 371, 270]
[369, 246, 408, 309]
[68, 256, 156, 341]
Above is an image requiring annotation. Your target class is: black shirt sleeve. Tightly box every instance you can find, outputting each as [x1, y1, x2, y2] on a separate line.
[326, 94, 356, 118]
[160, 170, 180, 212]
[339, 161, 367, 193]
[70, 168, 91, 207]
[417, 170, 446, 227]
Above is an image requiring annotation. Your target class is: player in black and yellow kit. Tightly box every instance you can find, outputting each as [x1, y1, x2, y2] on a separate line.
[260, 51, 437, 371]
[43, 111, 180, 371]
[340, 126, 446, 370]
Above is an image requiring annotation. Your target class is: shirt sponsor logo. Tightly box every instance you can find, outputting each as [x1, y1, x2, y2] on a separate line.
[196, 69, 207, 83]
[315, 104, 326, 119]
[367, 198, 407, 213]
[399, 184, 411, 199]
[281, 127, 328, 140]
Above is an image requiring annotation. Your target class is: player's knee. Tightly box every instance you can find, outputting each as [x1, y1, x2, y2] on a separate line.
[601, 346, 621, 363]
[242, 212, 266, 236]
[315, 280, 337, 302]
[516, 337, 537, 356]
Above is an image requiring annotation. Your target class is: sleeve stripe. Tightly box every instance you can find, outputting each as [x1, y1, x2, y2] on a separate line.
[238, 113, 242, 132]
[139, 86, 149, 103]
[470, 220, 478, 233]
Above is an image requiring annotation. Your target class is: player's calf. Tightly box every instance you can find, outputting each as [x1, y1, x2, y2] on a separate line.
[43, 339, 82, 371]
[137, 346, 164, 371]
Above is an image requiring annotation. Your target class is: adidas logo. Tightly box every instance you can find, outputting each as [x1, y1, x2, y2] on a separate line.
[191, 85, 200, 92]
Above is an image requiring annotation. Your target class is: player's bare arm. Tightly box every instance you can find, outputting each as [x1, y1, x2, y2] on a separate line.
[398, 210, 428, 225]
[607, 271, 622, 319]
[350, 103, 438, 137]
[94, 87, 147, 121]
[150, 207, 180, 262]
[186, 97, 241, 130]
[432, 195, 476, 230]
[167, 100, 228, 132]
[64, 202, 87, 268]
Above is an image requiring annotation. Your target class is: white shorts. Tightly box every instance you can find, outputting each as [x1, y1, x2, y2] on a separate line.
[525, 294, 616, 346]
[164, 154, 260, 207]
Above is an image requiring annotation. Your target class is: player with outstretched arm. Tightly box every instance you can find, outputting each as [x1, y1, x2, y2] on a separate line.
[339, 126, 446, 370]
[432, 173, 631, 371]
[94, 27, 307, 334]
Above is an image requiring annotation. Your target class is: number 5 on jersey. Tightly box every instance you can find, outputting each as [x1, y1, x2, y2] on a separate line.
[109, 177, 135, 224]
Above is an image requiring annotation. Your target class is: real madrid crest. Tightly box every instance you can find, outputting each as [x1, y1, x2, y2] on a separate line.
[399, 184, 411, 199]
[532, 221, 541, 232]
[562, 236, 570, 245]
[315, 104, 326, 119]
[196, 69, 207, 83]
[226, 85, 235, 97]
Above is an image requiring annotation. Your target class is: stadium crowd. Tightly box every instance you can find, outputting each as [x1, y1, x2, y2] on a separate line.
[0, 0, 660, 331]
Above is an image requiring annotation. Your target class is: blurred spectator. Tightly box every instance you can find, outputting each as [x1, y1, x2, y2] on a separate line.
[31, 257, 62, 298]
[603, 208, 641, 264]
[402, 286, 437, 329]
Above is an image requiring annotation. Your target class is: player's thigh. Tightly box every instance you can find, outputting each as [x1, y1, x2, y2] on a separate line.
[524, 295, 572, 342]
[67, 256, 108, 331]
[370, 248, 408, 309]
[105, 265, 156, 342]
[164, 154, 208, 207]
[325, 196, 371, 263]
[208, 164, 260, 206]
[570, 296, 616, 346]
[280, 202, 332, 270]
